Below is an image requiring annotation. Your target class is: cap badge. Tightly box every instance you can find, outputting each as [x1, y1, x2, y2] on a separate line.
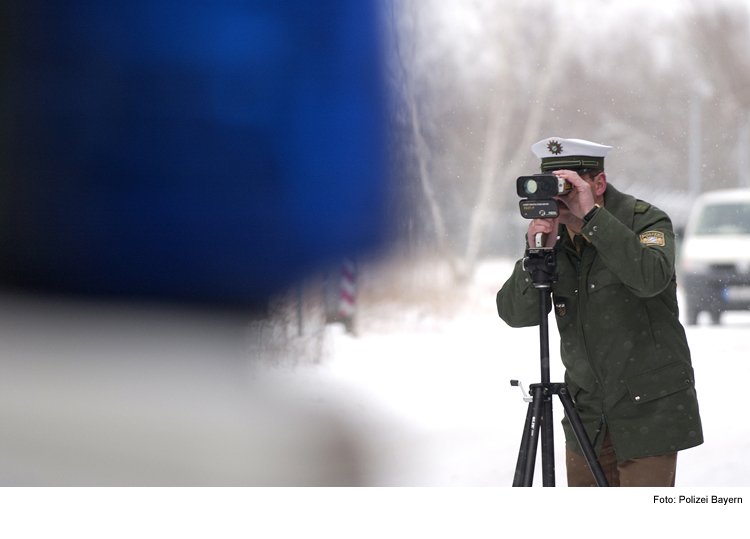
[547, 140, 563, 155]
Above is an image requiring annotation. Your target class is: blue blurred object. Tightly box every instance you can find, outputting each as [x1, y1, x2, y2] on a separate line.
[0, 1, 386, 307]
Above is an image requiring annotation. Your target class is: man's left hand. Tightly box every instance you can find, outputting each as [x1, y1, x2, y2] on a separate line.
[553, 169, 597, 220]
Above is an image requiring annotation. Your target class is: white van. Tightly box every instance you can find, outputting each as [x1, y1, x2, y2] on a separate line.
[678, 189, 750, 325]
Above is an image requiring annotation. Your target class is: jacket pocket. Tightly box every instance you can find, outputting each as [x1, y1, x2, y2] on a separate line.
[625, 362, 695, 404]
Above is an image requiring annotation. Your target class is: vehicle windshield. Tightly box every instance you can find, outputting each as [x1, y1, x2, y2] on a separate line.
[695, 203, 750, 235]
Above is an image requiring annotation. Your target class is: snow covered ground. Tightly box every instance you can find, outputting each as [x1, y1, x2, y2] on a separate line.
[289, 258, 750, 487]
[0, 257, 747, 491]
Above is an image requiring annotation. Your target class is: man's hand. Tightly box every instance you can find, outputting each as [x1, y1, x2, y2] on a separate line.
[527, 217, 559, 248]
[553, 169, 597, 220]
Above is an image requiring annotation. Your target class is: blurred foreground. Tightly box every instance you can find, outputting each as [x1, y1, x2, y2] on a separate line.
[0, 292, 364, 486]
[1, 256, 747, 486]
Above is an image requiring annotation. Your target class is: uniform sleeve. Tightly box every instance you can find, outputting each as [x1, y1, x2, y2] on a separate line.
[496, 257, 546, 327]
[581, 204, 675, 297]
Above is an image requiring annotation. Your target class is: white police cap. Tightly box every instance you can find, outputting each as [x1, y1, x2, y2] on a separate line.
[532, 137, 612, 172]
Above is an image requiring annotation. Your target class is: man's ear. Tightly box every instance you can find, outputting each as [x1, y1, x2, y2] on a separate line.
[595, 172, 607, 197]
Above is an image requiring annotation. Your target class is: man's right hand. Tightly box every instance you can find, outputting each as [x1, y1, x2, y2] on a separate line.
[526, 217, 559, 248]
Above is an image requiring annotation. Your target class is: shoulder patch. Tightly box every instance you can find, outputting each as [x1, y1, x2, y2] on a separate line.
[634, 201, 651, 213]
[639, 230, 665, 246]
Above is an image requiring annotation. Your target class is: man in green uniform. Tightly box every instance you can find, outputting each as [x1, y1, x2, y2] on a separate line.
[497, 137, 703, 487]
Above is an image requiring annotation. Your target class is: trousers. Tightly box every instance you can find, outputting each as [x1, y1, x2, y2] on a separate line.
[566, 429, 677, 487]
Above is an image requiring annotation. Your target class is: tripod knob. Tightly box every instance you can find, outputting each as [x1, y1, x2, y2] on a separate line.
[510, 380, 533, 403]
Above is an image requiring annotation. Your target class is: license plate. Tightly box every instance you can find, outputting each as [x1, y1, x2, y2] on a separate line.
[722, 286, 750, 302]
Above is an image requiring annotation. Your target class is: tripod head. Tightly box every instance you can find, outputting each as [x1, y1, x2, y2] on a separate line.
[522, 247, 557, 288]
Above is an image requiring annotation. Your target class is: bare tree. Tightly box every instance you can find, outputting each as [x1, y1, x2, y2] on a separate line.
[686, 1, 750, 111]
[382, 0, 750, 276]
[384, 0, 574, 280]
[682, 1, 750, 191]
[461, 4, 570, 278]
[385, 0, 454, 269]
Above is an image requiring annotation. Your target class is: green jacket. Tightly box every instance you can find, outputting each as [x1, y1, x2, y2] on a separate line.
[497, 184, 703, 461]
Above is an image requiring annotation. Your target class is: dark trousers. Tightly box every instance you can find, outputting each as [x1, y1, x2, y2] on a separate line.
[566, 429, 677, 487]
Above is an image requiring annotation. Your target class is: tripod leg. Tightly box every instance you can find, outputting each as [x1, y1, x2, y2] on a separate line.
[541, 393, 555, 486]
[557, 388, 609, 487]
[519, 386, 544, 487]
[512, 402, 535, 487]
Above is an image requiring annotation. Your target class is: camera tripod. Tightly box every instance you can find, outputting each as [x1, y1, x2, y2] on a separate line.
[511, 247, 609, 487]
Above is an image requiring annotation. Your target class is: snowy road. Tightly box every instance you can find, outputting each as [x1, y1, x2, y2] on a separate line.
[306, 259, 750, 487]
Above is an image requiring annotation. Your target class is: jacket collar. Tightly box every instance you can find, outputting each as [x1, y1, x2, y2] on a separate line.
[601, 183, 636, 229]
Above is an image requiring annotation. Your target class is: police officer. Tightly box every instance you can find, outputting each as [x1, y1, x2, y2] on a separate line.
[497, 138, 703, 487]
